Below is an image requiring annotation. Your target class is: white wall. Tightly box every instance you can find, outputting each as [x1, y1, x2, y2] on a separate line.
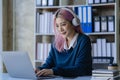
[0, 0, 2, 52]
[0, 0, 3, 72]
[14, 0, 35, 66]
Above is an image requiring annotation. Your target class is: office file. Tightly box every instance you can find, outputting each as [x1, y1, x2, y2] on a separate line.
[48, 0, 53, 6]
[88, 0, 94, 4]
[87, 6, 92, 33]
[93, 16, 101, 32]
[82, 6, 87, 33]
[91, 43, 94, 56]
[101, 39, 107, 58]
[42, 0, 47, 6]
[106, 42, 112, 57]
[101, 16, 108, 32]
[74, 7, 78, 16]
[54, 0, 59, 6]
[111, 42, 116, 63]
[36, 0, 42, 6]
[101, 0, 108, 3]
[93, 43, 98, 57]
[97, 39, 102, 61]
[108, 16, 115, 32]
[94, 0, 100, 4]
[78, 6, 83, 31]
[36, 12, 40, 33]
[108, 0, 115, 3]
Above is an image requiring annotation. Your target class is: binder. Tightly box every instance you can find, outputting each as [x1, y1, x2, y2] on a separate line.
[101, 39, 107, 58]
[106, 42, 112, 57]
[108, 16, 115, 32]
[36, 12, 40, 33]
[93, 43, 98, 57]
[36, 0, 42, 6]
[108, 0, 115, 3]
[48, 0, 53, 6]
[42, 0, 47, 6]
[94, 0, 101, 4]
[78, 6, 83, 31]
[111, 42, 116, 63]
[93, 16, 101, 32]
[101, 16, 108, 32]
[97, 39, 102, 61]
[88, 0, 94, 4]
[74, 7, 78, 16]
[82, 6, 87, 33]
[54, 0, 59, 6]
[87, 6, 92, 33]
[101, 0, 108, 3]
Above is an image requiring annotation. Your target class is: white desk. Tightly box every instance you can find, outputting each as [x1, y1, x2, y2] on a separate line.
[0, 73, 91, 80]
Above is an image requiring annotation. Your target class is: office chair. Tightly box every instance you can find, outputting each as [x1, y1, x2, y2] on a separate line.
[92, 57, 114, 69]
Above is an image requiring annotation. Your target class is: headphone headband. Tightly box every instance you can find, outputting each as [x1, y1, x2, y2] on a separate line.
[54, 8, 80, 27]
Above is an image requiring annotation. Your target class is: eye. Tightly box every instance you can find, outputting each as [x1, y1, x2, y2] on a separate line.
[61, 23, 66, 26]
[56, 24, 59, 27]
[60, 22, 67, 27]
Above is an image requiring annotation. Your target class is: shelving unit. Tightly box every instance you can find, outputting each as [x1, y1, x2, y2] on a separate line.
[88, 1, 120, 65]
[34, 0, 120, 68]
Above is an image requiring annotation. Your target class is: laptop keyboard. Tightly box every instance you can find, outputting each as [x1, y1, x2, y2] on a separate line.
[37, 75, 59, 80]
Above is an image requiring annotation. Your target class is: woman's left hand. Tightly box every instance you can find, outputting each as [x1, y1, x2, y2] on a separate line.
[36, 69, 53, 76]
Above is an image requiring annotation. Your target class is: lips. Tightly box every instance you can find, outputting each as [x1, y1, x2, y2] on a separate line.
[61, 32, 66, 35]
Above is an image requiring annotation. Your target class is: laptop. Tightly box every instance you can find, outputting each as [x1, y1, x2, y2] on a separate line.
[1, 51, 56, 79]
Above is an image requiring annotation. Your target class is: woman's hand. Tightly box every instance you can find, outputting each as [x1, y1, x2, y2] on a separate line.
[35, 69, 53, 76]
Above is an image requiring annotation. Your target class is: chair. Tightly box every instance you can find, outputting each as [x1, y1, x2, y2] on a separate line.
[92, 57, 114, 69]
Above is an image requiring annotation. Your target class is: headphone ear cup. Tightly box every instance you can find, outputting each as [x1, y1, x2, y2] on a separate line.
[72, 18, 80, 27]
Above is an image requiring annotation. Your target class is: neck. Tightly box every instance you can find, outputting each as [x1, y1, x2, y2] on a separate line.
[66, 31, 76, 47]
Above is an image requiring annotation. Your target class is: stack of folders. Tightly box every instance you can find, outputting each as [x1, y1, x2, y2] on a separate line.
[91, 69, 120, 80]
[93, 16, 115, 32]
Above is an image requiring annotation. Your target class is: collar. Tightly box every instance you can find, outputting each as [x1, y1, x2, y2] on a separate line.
[64, 33, 79, 50]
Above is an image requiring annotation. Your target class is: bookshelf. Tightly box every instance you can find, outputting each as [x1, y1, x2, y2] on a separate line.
[87, 0, 120, 67]
[35, 0, 120, 68]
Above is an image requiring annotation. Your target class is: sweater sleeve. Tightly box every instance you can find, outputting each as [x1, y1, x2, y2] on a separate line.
[52, 36, 92, 77]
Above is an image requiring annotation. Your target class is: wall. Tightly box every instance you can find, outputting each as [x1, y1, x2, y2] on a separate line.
[0, 0, 2, 72]
[0, 0, 2, 52]
[13, 0, 35, 65]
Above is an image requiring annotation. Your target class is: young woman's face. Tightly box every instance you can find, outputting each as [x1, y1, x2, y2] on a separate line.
[55, 17, 75, 39]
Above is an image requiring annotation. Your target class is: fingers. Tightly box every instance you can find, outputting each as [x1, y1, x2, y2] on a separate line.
[36, 69, 45, 76]
[36, 69, 53, 76]
[34, 68, 39, 73]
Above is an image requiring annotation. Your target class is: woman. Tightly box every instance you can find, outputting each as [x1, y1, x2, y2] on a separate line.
[35, 7, 92, 77]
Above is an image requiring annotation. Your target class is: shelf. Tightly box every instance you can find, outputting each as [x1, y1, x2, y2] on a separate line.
[86, 32, 115, 36]
[36, 6, 60, 9]
[89, 3, 115, 6]
[36, 33, 54, 36]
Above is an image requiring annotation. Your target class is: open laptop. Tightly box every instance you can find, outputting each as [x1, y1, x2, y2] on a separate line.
[1, 51, 56, 79]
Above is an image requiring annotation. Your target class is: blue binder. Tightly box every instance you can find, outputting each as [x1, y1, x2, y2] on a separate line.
[82, 6, 87, 33]
[78, 6, 84, 32]
[86, 6, 92, 33]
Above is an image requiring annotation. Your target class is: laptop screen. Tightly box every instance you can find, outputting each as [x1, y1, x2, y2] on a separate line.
[1, 51, 36, 79]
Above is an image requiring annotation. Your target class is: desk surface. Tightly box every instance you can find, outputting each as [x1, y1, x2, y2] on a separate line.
[0, 73, 92, 80]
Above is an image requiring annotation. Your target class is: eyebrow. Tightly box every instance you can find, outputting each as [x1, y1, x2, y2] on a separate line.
[60, 21, 66, 24]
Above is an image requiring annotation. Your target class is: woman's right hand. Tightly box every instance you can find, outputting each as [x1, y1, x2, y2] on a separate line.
[35, 68, 53, 77]
[35, 68, 40, 74]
